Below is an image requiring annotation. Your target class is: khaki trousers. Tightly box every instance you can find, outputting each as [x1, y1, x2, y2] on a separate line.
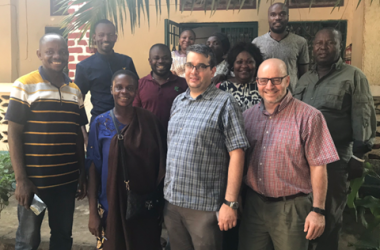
[239, 189, 313, 250]
[163, 201, 222, 250]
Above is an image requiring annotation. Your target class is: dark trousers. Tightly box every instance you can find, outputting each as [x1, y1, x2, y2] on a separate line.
[15, 183, 77, 250]
[312, 160, 349, 250]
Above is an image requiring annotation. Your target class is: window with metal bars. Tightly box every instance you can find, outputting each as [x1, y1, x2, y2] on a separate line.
[165, 20, 259, 51]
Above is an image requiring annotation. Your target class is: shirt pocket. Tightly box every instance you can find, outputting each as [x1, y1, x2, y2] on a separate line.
[321, 84, 347, 110]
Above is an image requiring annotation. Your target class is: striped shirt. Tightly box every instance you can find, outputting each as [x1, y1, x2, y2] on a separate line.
[5, 67, 88, 189]
[243, 91, 339, 198]
[164, 84, 249, 211]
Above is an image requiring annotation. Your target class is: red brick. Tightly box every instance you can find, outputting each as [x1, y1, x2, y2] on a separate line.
[86, 32, 90, 38]
[68, 47, 83, 53]
[67, 40, 75, 46]
[68, 33, 81, 39]
[78, 55, 90, 61]
[68, 64, 76, 70]
[77, 40, 88, 46]
[68, 8, 75, 14]
[69, 71, 75, 78]
[69, 55, 75, 62]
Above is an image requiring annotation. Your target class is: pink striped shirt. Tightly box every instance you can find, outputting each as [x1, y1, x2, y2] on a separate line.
[243, 91, 339, 198]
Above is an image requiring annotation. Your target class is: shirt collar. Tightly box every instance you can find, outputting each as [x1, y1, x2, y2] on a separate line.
[96, 51, 116, 61]
[259, 90, 293, 115]
[148, 71, 177, 84]
[183, 83, 217, 101]
[311, 57, 343, 73]
[38, 66, 71, 85]
[267, 31, 290, 42]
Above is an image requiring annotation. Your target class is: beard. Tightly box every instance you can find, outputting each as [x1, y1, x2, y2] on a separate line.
[270, 24, 287, 34]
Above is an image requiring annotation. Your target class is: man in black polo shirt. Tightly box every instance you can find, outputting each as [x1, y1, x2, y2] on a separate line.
[75, 19, 138, 144]
[6, 34, 88, 250]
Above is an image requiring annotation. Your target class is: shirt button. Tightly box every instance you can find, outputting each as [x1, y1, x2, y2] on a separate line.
[269, 116, 272, 119]
[260, 163, 262, 165]
[311, 97, 313, 100]
[259, 178, 262, 181]
[266, 131, 269, 134]
[263, 146, 265, 149]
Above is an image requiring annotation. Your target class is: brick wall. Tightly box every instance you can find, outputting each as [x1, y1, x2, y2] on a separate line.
[67, 2, 94, 80]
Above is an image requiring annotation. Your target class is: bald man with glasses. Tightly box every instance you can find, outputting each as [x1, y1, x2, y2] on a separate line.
[239, 58, 339, 250]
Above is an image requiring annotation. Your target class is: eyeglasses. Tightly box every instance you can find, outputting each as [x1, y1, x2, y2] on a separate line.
[256, 75, 288, 85]
[184, 62, 211, 72]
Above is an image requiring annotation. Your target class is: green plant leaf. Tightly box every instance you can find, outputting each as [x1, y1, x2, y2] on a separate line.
[358, 206, 368, 228]
[347, 175, 365, 209]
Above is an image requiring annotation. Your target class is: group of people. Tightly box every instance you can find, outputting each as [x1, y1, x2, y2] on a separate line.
[5, 2, 376, 250]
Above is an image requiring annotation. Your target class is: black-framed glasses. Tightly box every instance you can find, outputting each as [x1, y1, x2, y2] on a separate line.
[184, 62, 211, 72]
[256, 75, 288, 86]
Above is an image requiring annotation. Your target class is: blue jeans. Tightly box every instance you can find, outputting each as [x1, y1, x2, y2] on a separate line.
[15, 182, 77, 250]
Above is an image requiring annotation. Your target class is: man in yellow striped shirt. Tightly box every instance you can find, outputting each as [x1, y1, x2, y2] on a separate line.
[6, 33, 88, 250]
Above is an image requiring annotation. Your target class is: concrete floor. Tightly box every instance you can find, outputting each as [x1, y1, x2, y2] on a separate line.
[0, 196, 362, 250]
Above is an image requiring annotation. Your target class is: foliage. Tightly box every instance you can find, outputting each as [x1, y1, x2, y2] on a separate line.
[0, 152, 15, 216]
[58, 0, 370, 43]
[347, 162, 380, 249]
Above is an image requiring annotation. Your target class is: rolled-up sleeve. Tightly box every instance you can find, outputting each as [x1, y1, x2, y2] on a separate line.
[351, 71, 377, 155]
[222, 96, 250, 152]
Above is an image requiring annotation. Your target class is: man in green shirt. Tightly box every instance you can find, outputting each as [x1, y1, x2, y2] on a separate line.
[294, 27, 376, 250]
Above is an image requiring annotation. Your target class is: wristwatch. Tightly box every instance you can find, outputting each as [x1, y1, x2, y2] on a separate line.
[224, 199, 239, 210]
[311, 207, 326, 216]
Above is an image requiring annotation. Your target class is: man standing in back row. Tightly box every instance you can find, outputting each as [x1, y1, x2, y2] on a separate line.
[75, 19, 138, 144]
[294, 27, 376, 250]
[252, 2, 309, 91]
[133, 43, 187, 130]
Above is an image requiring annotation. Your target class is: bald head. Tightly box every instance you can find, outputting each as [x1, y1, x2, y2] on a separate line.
[313, 28, 342, 66]
[257, 59, 290, 109]
[268, 2, 288, 15]
[39, 33, 67, 50]
[149, 43, 171, 58]
[37, 33, 69, 73]
[258, 58, 288, 78]
[268, 3, 289, 34]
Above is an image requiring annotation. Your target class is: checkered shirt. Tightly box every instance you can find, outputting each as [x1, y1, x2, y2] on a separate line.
[243, 91, 339, 198]
[164, 84, 249, 211]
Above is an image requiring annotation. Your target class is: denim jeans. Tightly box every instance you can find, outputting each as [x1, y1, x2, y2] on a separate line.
[15, 182, 77, 250]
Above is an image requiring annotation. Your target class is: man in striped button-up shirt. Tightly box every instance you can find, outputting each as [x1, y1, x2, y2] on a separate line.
[239, 58, 339, 250]
[163, 44, 249, 250]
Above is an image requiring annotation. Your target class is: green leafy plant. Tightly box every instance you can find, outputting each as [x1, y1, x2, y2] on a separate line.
[58, 0, 373, 42]
[0, 152, 15, 216]
[347, 162, 380, 249]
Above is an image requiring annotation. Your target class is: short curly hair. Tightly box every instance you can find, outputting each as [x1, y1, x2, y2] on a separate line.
[209, 32, 230, 55]
[226, 42, 264, 77]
